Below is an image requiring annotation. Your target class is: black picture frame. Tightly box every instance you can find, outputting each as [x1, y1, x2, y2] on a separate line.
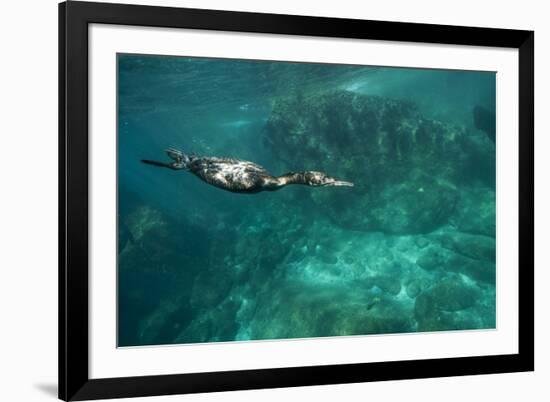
[59, 1, 534, 400]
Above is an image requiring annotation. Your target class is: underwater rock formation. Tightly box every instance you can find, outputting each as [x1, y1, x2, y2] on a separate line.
[119, 89, 496, 346]
[452, 188, 496, 237]
[439, 232, 495, 263]
[414, 275, 489, 331]
[415, 231, 496, 285]
[119, 194, 496, 344]
[246, 281, 414, 339]
[118, 205, 212, 346]
[473, 105, 496, 143]
[263, 90, 489, 234]
[405, 279, 424, 298]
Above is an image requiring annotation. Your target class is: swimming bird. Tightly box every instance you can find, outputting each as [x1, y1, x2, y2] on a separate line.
[142, 148, 354, 193]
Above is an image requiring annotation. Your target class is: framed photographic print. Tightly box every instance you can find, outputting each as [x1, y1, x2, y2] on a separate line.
[59, 1, 534, 400]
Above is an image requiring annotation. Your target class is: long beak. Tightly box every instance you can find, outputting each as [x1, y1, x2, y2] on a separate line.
[327, 180, 354, 187]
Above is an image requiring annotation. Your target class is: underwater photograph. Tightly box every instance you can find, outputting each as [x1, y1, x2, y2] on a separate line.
[117, 53, 496, 347]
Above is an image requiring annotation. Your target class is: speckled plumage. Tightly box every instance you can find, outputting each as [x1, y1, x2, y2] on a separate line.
[189, 157, 273, 193]
[142, 149, 353, 193]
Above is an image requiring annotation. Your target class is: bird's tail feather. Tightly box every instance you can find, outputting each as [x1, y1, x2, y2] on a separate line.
[141, 159, 174, 169]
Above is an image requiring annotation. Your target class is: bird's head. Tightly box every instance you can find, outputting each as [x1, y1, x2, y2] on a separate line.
[304, 171, 354, 187]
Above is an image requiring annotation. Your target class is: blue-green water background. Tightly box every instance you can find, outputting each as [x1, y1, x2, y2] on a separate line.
[118, 54, 496, 346]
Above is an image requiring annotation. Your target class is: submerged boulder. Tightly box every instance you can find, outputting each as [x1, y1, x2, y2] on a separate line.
[405, 279, 424, 299]
[416, 241, 495, 284]
[247, 281, 414, 339]
[175, 298, 241, 344]
[414, 275, 483, 331]
[263, 90, 483, 234]
[416, 247, 447, 272]
[439, 232, 496, 263]
[452, 188, 496, 238]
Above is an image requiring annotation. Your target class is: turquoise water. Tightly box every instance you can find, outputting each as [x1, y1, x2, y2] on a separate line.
[117, 54, 496, 347]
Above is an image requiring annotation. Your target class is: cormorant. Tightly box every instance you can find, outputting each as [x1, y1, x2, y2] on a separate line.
[142, 148, 354, 193]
